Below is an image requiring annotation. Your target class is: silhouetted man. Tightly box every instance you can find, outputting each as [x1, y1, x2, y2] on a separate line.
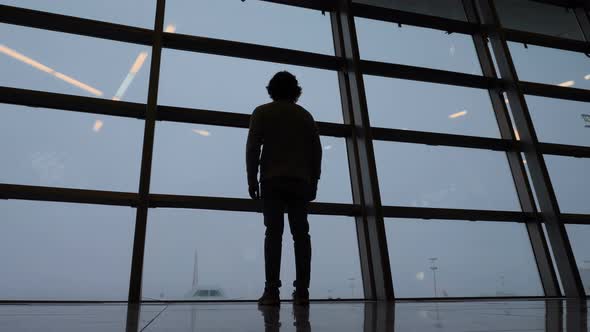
[246, 71, 322, 306]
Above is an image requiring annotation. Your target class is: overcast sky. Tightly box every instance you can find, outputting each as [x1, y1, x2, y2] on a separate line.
[0, 0, 589, 301]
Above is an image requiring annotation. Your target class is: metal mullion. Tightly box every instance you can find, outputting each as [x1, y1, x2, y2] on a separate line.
[0, 86, 145, 119]
[503, 29, 590, 53]
[520, 81, 590, 103]
[332, 0, 394, 301]
[561, 214, 590, 224]
[475, 0, 585, 297]
[539, 143, 590, 158]
[574, 6, 590, 41]
[0, 4, 153, 46]
[260, 0, 338, 12]
[0, 183, 138, 207]
[156, 105, 352, 138]
[361, 60, 495, 89]
[464, 0, 560, 296]
[351, 2, 478, 34]
[149, 194, 359, 216]
[371, 127, 512, 151]
[128, 0, 166, 304]
[331, 9, 377, 299]
[382, 205, 530, 222]
[162, 33, 341, 71]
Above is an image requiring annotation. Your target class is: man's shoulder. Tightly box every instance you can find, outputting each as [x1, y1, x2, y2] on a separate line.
[253, 102, 276, 112]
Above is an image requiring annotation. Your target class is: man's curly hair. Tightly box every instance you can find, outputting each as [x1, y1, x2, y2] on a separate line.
[266, 71, 302, 103]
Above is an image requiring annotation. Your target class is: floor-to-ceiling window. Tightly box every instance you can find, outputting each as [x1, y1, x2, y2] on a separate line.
[1, 0, 588, 301]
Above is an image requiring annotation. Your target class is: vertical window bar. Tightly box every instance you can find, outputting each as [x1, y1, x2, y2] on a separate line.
[463, 0, 560, 296]
[573, 6, 590, 41]
[128, 0, 166, 303]
[331, 0, 394, 300]
[330, 10, 376, 299]
[475, 0, 585, 297]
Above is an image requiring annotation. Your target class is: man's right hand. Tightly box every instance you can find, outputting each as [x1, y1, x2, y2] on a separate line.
[249, 182, 260, 200]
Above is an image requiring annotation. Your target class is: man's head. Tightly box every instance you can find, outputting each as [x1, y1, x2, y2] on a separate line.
[266, 71, 302, 103]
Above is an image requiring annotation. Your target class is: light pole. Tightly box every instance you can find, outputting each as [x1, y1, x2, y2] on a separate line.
[429, 258, 439, 297]
[348, 278, 356, 298]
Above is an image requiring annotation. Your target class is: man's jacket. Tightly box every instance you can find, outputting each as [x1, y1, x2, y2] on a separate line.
[246, 100, 322, 185]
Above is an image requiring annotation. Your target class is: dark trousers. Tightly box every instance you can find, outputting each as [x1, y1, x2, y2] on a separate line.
[261, 177, 312, 290]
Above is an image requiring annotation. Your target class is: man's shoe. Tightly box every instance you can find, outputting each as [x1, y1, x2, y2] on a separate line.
[292, 289, 309, 306]
[258, 288, 280, 306]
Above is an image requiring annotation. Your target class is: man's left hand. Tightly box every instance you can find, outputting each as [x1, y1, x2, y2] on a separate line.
[249, 182, 260, 200]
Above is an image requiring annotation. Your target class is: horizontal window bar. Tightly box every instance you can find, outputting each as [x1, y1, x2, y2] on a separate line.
[162, 33, 342, 71]
[371, 127, 513, 151]
[0, 184, 359, 216]
[382, 205, 533, 222]
[260, 0, 337, 12]
[4, 88, 589, 154]
[504, 28, 590, 54]
[0, 183, 139, 207]
[351, 2, 478, 34]
[532, 0, 582, 8]
[561, 213, 590, 224]
[520, 81, 590, 103]
[157, 105, 351, 137]
[539, 143, 590, 158]
[361, 60, 496, 89]
[0, 4, 153, 46]
[149, 194, 359, 216]
[0, 87, 349, 138]
[0, 86, 145, 119]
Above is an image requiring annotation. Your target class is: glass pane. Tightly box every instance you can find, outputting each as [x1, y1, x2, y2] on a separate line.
[0, 0, 156, 28]
[0, 104, 143, 191]
[526, 95, 590, 146]
[565, 224, 590, 295]
[495, 0, 584, 41]
[158, 50, 343, 124]
[545, 155, 590, 214]
[355, 18, 481, 74]
[374, 142, 521, 210]
[0, 23, 150, 102]
[364, 75, 500, 137]
[509, 42, 590, 90]
[143, 210, 362, 300]
[386, 219, 543, 297]
[353, 0, 467, 21]
[151, 123, 352, 203]
[164, 0, 333, 55]
[0, 200, 134, 300]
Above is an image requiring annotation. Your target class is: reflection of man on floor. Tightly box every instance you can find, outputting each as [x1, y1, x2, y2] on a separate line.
[246, 71, 322, 306]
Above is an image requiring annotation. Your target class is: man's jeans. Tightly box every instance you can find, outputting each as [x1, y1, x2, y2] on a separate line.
[261, 177, 312, 290]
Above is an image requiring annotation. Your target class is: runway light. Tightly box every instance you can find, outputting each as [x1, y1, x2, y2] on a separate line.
[0, 44, 103, 96]
[165, 24, 176, 33]
[448, 110, 468, 119]
[585, 74, 590, 80]
[558, 80, 575, 87]
[112, 51, 148, 101]
[93, 120, 104, 132]
[192, 129, 211, 137]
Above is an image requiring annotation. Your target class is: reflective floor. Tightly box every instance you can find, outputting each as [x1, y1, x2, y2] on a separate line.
[0, 299, 587, 331]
